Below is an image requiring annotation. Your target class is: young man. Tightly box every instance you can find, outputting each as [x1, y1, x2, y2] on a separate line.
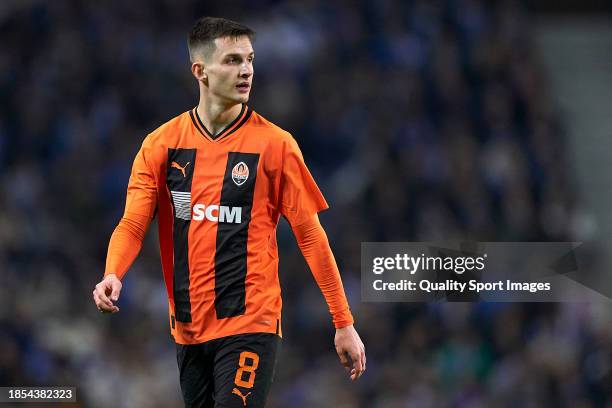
[92, 16, 365, 407]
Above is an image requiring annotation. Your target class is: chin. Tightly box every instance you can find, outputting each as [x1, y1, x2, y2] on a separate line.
[227, 94, 249, 105]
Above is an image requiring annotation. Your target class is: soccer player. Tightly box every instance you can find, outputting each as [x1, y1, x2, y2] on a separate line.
[92, 16, 365, 407]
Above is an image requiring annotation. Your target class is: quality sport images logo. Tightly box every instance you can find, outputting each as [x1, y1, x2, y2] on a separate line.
[232, 162, 249, 186]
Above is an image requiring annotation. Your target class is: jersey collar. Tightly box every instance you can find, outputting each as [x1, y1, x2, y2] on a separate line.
[189, 104, 253, 142]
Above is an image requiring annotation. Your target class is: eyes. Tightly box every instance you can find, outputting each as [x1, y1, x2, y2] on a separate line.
[225, 55, 254, 64]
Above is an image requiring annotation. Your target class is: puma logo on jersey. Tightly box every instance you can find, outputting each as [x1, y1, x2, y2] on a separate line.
[192, 204, 242, 223]
[231, 388, 251, 406]
[171, 161, 190, 177]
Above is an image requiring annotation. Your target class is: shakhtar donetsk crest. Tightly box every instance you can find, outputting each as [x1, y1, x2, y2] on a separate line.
[231, 162, 249, 186]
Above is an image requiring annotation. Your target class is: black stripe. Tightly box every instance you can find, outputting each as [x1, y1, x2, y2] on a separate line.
[217, 106, 253, 142]
[194, 104, 246, 139]
[189, 109, 206, 138]
[167, 148, 197, 323]
[214, 152, 260, 318]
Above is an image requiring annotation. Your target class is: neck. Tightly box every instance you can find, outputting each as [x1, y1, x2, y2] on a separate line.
[196, 96, 243, 137]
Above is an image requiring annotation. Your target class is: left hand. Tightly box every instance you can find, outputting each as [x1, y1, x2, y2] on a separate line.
[92, 274, 122, 314]
[334, 324, 366, 381]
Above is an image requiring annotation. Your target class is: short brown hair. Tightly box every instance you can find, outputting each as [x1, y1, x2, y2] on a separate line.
[188, 17, 255, 62]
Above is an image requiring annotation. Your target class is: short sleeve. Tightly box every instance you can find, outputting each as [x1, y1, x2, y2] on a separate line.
[279, 136, 329, 226]
[124, 138, 158, 218]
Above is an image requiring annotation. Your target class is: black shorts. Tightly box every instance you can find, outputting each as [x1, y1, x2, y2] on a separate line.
[176, 333, 281, 408]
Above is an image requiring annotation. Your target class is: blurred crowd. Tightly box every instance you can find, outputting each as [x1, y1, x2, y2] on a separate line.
[0, 0, 610, 407]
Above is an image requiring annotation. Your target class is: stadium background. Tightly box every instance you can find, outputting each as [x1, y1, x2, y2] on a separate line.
[1, 1, 610, 407]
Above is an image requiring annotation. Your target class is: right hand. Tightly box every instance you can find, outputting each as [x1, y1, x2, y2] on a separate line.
[334, 324, 366, 381]
[92, 274, 122, 313]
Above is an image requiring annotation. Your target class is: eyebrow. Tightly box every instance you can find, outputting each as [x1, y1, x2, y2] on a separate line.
[224, 52, 255, 58]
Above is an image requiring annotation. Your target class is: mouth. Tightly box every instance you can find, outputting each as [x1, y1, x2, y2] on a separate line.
[236, 82, 250, 93]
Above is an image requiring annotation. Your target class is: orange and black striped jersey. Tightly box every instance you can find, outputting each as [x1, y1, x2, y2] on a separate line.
[121, 105, 342, 344]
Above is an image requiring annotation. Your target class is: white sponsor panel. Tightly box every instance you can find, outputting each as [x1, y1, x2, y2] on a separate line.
[170, 191, 192, 221]
[170, 192, 242, 224]
[192, 203, 242, 224]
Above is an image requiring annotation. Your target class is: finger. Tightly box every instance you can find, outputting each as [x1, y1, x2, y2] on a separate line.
[93, 286, 120, 314]
[337, 349, 350, 369]
[100, 302, 119, 313]
[359, 350, 366, 377]
[94, 286, 112, 307]
[362, 349, 366, 372]
[94, 292, 112, 312]
[93, 290, 103, 308]
[100, 293, 114, 309]
[94, 288, 113, 309]
[110, 282, 121, 302]
[106, 305, 120, 313]
[96, 284, 114, 308]
[350, 350, 363, 380]
[99, 302, 119, 314]
[93, 292, 109, 311]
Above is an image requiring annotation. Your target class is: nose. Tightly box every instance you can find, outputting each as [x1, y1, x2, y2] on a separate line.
[239, 62, 253, 78]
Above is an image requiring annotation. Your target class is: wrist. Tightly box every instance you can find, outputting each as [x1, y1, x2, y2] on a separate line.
[335, 323, 354, 331]
[334, 315, 354, 330]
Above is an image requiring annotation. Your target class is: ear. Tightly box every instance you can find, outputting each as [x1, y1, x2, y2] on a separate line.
[191, 62, 208, 83]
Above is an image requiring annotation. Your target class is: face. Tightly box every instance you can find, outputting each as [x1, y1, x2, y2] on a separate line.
[194, 36, 254, 104]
